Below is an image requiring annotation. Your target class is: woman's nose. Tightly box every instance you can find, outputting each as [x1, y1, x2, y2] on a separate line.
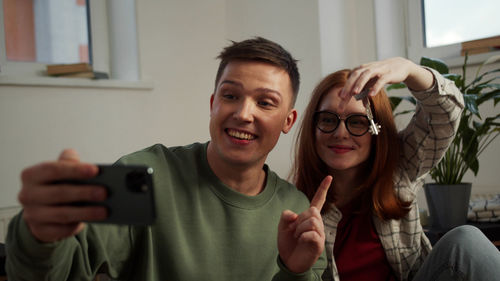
[332, 120, 349, 138]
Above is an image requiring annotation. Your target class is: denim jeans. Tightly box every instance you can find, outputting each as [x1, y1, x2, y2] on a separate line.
[413, 225, 500, 281]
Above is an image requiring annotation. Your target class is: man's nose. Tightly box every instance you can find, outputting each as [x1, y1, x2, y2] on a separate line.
[233, 99, 254, 122]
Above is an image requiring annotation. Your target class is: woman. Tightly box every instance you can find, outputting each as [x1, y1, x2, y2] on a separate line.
[292, 57, 500, 281]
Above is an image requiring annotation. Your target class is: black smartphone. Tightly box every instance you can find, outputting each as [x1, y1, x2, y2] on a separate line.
[57, 165, 156, 225]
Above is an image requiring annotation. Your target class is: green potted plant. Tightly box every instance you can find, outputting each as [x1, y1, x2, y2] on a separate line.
[389, 55, 500, 230]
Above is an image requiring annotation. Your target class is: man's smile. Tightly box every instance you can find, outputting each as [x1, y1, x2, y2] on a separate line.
[226, 128, 257, 140]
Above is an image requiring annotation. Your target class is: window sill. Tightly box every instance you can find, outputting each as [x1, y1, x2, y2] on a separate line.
[0, 75, 154, 90]
[442, 49, 500, 68]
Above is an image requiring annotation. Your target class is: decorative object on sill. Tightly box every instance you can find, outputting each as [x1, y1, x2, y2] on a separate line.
[46, 63, 109, 79]
[389, 54, 500, 230]
[468, 194, 500, 222]
[55, 71, 109, 79]
[46, 62, 92, 75]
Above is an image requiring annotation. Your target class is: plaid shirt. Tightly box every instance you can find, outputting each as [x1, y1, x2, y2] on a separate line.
[322, 68, 465, 281]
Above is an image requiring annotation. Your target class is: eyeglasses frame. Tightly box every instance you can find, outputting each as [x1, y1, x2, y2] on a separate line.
[314, 88, 382, 136]
[314, 111, 372, 136]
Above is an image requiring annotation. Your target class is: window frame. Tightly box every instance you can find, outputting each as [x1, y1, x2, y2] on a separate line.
[406, 0, 500, 67]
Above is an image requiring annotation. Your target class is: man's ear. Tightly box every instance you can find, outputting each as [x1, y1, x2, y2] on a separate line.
[210, 94, 215, 112]
[282, 109, 297, 134]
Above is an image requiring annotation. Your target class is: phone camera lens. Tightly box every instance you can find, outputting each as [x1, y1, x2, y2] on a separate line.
[126, 170, 148, 193]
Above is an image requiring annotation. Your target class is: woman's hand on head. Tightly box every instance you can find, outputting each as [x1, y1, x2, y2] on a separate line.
[339, 57, 434, 107]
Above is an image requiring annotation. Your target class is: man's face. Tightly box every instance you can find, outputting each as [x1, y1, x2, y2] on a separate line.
[207, 60, 297, 168]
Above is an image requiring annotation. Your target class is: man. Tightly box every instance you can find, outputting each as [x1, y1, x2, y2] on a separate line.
[6, 37, 329, 280]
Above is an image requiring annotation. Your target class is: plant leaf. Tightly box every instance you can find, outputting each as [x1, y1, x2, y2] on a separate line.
[473, 120, 491, 136]
[420, 57, 449, 74]
[468, 80, 500, 94]
[483, 55, 500, 66]
[393, 109, 416, 117]
[484, 113, 500, 124]
[463, 94, 479, 115]
[468, 158, 479, 176]
[461, 125, 479, 175]
[386, 83, 407, 91]
[389, 97, 401, 111]
[467, 68, 500, 88]
[389, 97, 402, 111]
[400, 96, 416, 105]
[443, 73, 462, 83]
[477, 89, 500, 106]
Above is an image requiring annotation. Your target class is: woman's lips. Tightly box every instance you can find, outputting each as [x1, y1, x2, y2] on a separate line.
[330, 145, 353, 154]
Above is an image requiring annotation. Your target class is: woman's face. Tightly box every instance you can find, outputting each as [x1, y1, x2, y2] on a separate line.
[315, 87, 372, 174]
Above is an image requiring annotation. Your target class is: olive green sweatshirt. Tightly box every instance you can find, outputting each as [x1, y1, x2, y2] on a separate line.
[6, 142, 326, 280]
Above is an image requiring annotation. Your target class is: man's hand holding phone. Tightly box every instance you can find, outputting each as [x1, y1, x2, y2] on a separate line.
[18, 149, 156, 243]
[19, 149, 107, 243]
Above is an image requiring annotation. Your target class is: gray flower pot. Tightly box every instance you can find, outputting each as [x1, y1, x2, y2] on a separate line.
[424, 183, 472, 230]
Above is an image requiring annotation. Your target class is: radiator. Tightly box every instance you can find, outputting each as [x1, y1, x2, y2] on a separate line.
[0, 206, 22, 244]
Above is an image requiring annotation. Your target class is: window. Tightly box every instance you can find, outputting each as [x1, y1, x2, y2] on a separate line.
[422, 0, 500, 48]
[0, 0, 147, 86]
[4, 0, 90, 64]
[407, 0, 500, 66]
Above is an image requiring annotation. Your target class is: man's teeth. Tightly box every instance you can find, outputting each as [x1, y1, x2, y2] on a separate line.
[228, 130, 255, 140]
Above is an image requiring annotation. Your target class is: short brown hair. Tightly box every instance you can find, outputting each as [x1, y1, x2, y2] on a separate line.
[291, 69, 411, 220]
[215, 37, 300, 106]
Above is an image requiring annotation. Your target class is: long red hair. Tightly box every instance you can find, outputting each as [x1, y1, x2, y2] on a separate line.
[291, 69, 410, 220]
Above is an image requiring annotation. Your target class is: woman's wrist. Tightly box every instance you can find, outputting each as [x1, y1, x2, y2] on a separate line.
[405, 64, 435, 91]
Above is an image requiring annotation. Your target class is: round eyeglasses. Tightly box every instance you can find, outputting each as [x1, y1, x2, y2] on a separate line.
[314, 111, 371, 136]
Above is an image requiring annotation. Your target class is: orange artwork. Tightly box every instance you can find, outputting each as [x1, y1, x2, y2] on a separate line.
[79, 44, 89, 63]
[3, 0, 36, 61]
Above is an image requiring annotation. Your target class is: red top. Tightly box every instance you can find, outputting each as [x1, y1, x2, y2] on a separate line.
[333, 201, 397, 281]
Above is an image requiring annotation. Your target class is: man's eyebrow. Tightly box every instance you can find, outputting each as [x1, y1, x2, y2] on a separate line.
[219, 80, 282, 97]
[255, 87, 282, 97]
[219, 80, 243, 88]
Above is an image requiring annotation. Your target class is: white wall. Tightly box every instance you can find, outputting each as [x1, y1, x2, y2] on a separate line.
[0, 0, 323, 208]
[1, 0, 498, 212]
[318, 0, 377, 75]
